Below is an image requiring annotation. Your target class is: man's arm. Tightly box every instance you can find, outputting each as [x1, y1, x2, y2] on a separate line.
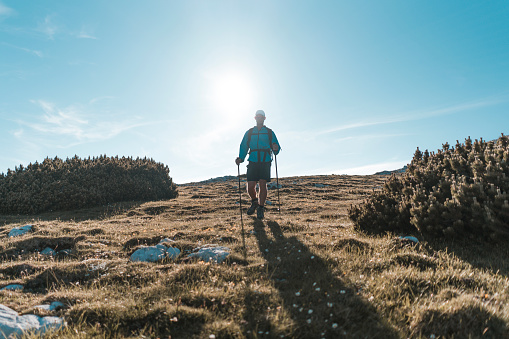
[236, 131, 250, 164]
[271, 130, 281, 155]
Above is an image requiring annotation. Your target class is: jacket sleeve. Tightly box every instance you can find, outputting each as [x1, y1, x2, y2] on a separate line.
[239, 131, 250, 161]
[272, 130, 281, 155]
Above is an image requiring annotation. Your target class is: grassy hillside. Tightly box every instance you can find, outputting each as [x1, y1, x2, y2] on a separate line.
[0, 174, 508, 338]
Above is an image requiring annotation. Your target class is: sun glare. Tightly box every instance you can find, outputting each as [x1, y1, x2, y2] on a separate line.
[210, 72, 255, 119]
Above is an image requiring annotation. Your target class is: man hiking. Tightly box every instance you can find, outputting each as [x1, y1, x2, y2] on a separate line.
[235, 110, 281, 220]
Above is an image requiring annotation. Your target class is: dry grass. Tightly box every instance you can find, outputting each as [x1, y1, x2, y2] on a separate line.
[1, 174, 509, 338]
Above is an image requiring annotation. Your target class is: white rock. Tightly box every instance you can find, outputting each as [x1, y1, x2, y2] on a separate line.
[188, 246, 230, 263]
[129, 246, 180, 263]
[58, 249, 72, 256]
[166, 247, 181, 260]
[0, 304, 65, 338]
[130, 246, 167, 262]
[399, 236, 419, 243]
[34, 302, 65, 312]
[40, 247, 56, 256]
[314, 183, 328, 188]
[1, 284, 23, 291]
[8, 225, 33, 238]
[267, 182, 282, 190]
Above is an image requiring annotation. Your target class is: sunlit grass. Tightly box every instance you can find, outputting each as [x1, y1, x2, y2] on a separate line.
[1, 174, 508, 338]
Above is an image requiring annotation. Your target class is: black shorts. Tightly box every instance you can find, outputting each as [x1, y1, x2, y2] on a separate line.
[246, 162, 271, 182]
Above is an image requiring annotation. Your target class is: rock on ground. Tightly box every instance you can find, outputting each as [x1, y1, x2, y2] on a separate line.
[40, 247, 57, 256]
[188, 245, 230, 263]
[8, 225, 33, 238]
[267, 182, 282, 189]
[1, 284, 23, 291]
[34, 301, 65, 311]
[0, 304, 65, 338]
[129, 239, 181, 262]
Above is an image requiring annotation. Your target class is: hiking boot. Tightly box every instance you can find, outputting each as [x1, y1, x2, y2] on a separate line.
[257, 205, 265, 220]
[247, 200, 258, 215]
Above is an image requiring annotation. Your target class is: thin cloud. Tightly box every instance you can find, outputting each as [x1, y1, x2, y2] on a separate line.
[37, 15, 58, 39]
[334, 132, 411, 143]
[76, 27, 97, 39]
[1, 42, 43, 57]
[0, 2, 14, 17]
[319, 97, 505, 136]
[15, 100, 149, 147]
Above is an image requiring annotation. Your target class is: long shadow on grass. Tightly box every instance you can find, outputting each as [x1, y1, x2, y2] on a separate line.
[247, 219, 399, 338]
[426, 238, 509, 276]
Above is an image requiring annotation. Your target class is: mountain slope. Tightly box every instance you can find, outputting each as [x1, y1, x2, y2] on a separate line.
[0, 174, 507, 338]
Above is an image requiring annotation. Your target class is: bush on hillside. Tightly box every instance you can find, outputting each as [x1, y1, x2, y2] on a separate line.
[0, 155, 178, 214]
[349, 134, 509, 241]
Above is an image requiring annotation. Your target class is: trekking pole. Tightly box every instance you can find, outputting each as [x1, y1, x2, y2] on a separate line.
[237, 164, 247, 258]
[275, 153, 281, 215]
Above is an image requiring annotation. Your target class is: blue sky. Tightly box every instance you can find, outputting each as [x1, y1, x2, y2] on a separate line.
[1, 1, 509, 183]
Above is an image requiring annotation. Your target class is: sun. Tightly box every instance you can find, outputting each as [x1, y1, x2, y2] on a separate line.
[209, 71, 255, 118]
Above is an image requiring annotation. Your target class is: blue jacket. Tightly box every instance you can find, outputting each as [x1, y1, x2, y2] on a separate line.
[239, 126, 281, 163]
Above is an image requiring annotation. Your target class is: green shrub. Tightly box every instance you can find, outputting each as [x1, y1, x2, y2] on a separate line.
[349, 134, 509, 241]
[0, 155, 178, 214]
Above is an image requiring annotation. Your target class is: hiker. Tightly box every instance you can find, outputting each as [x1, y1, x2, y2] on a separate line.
[235, 110, 281, 219]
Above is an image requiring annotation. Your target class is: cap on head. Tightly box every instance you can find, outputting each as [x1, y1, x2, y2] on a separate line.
[255, 110, 266, 117]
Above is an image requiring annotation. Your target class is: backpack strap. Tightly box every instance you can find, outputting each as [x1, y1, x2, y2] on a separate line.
[266, 127, 273, 147]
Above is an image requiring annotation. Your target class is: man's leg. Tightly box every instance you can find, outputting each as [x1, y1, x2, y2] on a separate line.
[247, 181, 257, 200]
[246, 181, 259, 215]
[258, 179, 267, 206]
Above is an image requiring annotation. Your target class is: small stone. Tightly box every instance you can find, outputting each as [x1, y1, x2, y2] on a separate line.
[0, 304, 65, 337]
[130, 246, 167, 262]
[166, 247, 181, 260]
[8, 225, 33, 238]
[58, 249, 72, 256]
[40, 247, 56, 256]
[34, 301, 65, 312]
[1, 284, 23, 291]
[188, 246, 230, 263]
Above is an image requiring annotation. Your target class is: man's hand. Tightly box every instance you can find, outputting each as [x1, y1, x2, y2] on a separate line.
[235, 157, 243, 165]
[272, 143, 279, 152]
